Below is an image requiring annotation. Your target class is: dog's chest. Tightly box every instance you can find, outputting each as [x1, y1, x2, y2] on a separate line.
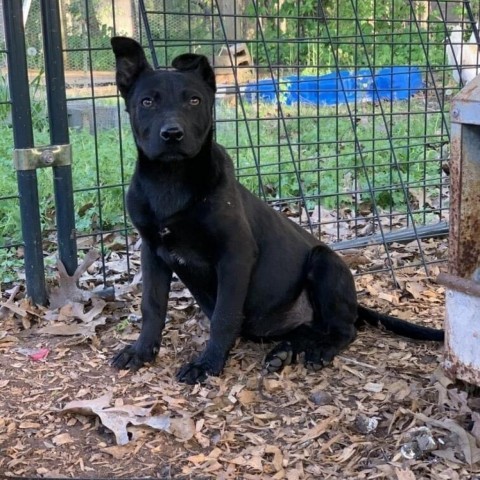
[156, 223, 211, 271]
[158, 227, 186, 266]
[147, 182, 193, 223]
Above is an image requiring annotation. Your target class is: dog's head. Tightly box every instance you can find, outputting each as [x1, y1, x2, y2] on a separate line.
[111, 37, 216, 162]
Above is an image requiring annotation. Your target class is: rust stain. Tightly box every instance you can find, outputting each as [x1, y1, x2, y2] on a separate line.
[461, 81, 479, 97]
[449, 123, 480, 279]
[444, 286, 480, 386]
[437, 273, 480, 297]
[444, 313, 480, 385]
[444, 351, 480, 386]
[448, 126, 462, 277]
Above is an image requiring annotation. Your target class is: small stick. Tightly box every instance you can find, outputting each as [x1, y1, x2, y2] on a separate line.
[337, 355, 378, 370]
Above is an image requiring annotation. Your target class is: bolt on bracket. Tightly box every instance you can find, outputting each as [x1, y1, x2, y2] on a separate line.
[13, 144, 72, 171]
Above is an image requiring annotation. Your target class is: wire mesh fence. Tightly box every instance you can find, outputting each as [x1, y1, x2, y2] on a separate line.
[0, 0, 479, 293]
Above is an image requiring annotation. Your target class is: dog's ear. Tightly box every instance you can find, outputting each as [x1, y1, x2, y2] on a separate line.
[172, 54, 216, 93]
[111, 37, 153, 98]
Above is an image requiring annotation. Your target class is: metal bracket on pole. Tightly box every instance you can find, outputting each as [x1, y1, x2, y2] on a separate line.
[13, 144, 72, 171]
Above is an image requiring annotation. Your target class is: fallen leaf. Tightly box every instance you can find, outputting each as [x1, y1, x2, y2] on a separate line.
[237, 389, 258, 405]
[415, 413, 480, 465]
[333, 444, 357, 463]
[37, 316, 106, 338]
[294, 417, 336, 444]
[246, 455, 263, 471]
[101, 444, 136, 459]
[49, 250, 100, 309]
[265, 445, 283, 472]
[19, 422, 41, 429]
[431, 365, 454, 388]
[387, 380, 411, 401]
[263, 379, 283, 392]
[61, 392, 195, 445]
[0, 285, 21, 319]
[405, 281, 425, 299]
[395, 467, 416, 480]
[187, 453, 208, 465]
[62, 392, 112, 413]
[52, 432, 74, 445]
[0, 334, 19, 344]
[363, 382, 384, 393]
[57, 299, 106, 324]
[378, 292, 396, 303]
[168, 416, 196, 442]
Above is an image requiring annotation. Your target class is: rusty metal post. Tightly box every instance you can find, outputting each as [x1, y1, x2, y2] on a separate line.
[439, 73, 480, 385]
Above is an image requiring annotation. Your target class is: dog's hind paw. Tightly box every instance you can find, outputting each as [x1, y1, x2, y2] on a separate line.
[304, 344, 336, 371]
[264, 341, 294, 373]
[111, 343, 158, 370]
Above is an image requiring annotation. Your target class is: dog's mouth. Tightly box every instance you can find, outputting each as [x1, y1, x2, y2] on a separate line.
[142, 146, 197, 163]
[136, 139, 193, 162]
[156, 151, 189, 162]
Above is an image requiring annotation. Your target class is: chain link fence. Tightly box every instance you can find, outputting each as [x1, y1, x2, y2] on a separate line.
[0, 0, 479, 300]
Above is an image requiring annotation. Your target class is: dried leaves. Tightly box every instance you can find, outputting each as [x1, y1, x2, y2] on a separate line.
[61, 392, 195, 445]
[415, 414, 480, 465]
[37, 299, 107, 338]
[48, 249, 100, 309]
[1, 238, 479, 478]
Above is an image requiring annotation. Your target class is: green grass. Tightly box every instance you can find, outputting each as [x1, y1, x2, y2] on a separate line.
[216, 99, 448, 211]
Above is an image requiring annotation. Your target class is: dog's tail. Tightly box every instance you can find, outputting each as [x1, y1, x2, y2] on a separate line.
[356, 305, 444, 342]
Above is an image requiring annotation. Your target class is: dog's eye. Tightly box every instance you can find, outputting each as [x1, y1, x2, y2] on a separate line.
[189, 96, 201, 106]
[141, 98, 153, 108]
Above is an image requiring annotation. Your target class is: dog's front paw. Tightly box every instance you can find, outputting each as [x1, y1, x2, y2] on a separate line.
[176, 355, 224, 384]
[111, 342, 159, 371]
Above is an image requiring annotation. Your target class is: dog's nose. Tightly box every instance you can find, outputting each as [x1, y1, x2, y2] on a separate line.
[160, 125, 184, 142]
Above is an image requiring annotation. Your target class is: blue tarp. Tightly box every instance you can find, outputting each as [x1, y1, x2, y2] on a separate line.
[244, 66, 423, 105]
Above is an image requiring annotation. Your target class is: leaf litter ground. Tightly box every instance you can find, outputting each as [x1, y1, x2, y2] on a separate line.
[1, 236, 480, 479]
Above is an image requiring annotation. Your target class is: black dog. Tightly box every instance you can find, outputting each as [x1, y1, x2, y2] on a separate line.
[111, 37, 443, 384]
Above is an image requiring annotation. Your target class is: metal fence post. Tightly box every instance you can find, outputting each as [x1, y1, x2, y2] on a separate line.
[3, 0, 47, 305]
[438, 75, 480, 386]
[40, 0, 77, 276]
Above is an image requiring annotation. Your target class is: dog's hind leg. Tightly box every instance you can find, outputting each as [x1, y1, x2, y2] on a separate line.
[264, 244, 357, 373]
[303, 244, 358, 368]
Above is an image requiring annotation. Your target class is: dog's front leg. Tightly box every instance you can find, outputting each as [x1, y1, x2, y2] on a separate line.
[177, 251, 255, 384]
[112, 240, 172, 370]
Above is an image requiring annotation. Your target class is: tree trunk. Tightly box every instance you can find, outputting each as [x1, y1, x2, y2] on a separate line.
[217, 0, 243, 42]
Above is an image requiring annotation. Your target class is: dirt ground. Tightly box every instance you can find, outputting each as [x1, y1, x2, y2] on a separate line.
[1, 239, 479, 479]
